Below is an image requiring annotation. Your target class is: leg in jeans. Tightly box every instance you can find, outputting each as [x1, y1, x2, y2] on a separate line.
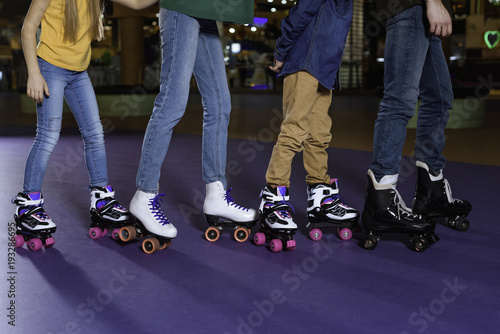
[136, 9, 200, 193]
[192, 19, 231, 189]
[415, 35, 453, 174]
[370, 5, 430, 181]
[64, 70, 108, 188]
[23, 58, 65, 193]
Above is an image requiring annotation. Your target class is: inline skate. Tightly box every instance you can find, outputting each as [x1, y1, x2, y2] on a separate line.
[412, 161, 472, 231]
[88, 185, 129, 240]
[362, 170, 439, 252]
[254, 185, 297, 252]
[306, 179, 360, 241]
[12, 192, 57, 251]
[124, 190, 177, 254]
[203, 181, 259, 243]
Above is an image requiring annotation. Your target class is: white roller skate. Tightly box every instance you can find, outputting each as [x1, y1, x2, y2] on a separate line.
[89, 185, 129, 240]
[124, 190, 177, 254]
[254, 185, 297, 252]
[12, 192, 57, 251]
[203, 181, 259, 243]
[306, 179, 360, 241]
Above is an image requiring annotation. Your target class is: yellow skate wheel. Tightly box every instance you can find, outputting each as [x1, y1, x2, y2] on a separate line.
[142, 238, 160, 254]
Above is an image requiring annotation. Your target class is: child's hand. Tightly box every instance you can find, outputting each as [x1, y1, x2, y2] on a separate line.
[27, 73, 49, 104]
[269, 58, 284, 73]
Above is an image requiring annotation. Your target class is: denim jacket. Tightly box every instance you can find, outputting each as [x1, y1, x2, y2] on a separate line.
[274, 0, 353, 90]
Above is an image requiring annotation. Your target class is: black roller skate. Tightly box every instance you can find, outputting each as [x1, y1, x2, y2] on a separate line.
[12, 192, 57, 251]
[412, 161, 472, 231]
[361, 170, 439, 252]
[126, 190, 176, 254]
[89, 185, 129, 240]
[254, 185, 297, 252]
[203, 181, 259, 243]
[306, 179, 360, 241]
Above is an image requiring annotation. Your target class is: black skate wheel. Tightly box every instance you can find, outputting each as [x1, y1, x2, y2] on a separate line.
[142, 238, 160, 254]
[363, 235, 378, 250]
[411, 237, 428, 252]
[234, 227, 249, 242]
[120, 226, 136, 242]
[456, 218, 470, 232]
[205, 227, 220, 242]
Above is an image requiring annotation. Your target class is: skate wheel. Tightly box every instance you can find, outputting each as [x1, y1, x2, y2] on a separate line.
[254, 232, 266, 246]
[44, 237, 55, 248]
[101, 228, 109, 237]
[363, 235, 378, 250]
[205, 226, 220, 242]
[120, 226, 136, 242]
[456, 218, 470, 232]
[142, 238, 160, 254]
[28, 238, 43, 251]
[338, 227, 353, 241]
[159, 239, 171, 250]
[14, 235, 25, 248]
[111, 228, 121, 240]
[309, 228, 323, 241]
[270, 239, 282, 253]
[89, 227, 102, 240]
[411, 237, 428, 252]
[234, 227, 249, 242]
[286, 239, 296, 251]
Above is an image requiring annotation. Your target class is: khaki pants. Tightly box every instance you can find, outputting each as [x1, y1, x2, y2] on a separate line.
[265, 71, 333, 187]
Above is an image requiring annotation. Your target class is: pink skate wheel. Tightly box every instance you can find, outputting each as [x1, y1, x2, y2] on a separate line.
[44, 237, 55, 248]
[14, 235, 25, 248]
[254, 232, 266, 246]
[28, 238, 43, 251]
[338, 227, 352, 241]
[101, 228, 109, 237]
[88, 227, 101, 240]
[286, 239, 296, 251]
[270, 239, 282, 253]
[111, 229, 121, 240]
[309, 228, 323, 241]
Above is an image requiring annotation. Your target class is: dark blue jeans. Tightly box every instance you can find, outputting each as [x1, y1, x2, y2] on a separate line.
[370, 5, 453, 181]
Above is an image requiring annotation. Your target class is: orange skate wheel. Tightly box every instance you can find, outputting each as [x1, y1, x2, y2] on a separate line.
[120, 226, 136, 242]
[234, 227, 249, 242]
[142, 238, 160, 254]
[205, 226, 220, 242]
[159, 239, 172, 250]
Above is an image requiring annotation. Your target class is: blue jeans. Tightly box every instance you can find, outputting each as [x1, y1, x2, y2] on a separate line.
[370, 5, 453, 181]
[23, 58, 108, 193]
[136, 9, 231, 193]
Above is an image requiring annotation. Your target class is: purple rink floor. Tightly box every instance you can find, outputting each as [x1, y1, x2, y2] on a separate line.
[1, 132, 499, 334]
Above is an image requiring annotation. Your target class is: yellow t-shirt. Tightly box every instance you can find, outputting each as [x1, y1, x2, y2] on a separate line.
[37, 0, 92, 71]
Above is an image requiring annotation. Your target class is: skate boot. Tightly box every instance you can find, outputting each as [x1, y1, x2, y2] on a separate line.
[203, 181, 259, 243]
[361, 170, 439, 252]
[125, 190, 177, 254]
[306, 179, 360, 241]
[12, 192, 57, 251]
[412, 161, 472, 231]
[89, 185, 129, 240]
[254, 185, 298, 252]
